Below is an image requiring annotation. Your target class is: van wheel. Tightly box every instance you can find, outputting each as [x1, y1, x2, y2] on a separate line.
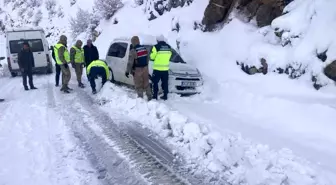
[11, 72, 17, 77]
[47, 67, 53, 74]
[109, 68, 115, 83]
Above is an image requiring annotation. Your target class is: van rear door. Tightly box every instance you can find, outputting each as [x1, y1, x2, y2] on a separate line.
[7, 32, 25, 70]
[24, 31, 47, 68]
[9, 39, 45, 68]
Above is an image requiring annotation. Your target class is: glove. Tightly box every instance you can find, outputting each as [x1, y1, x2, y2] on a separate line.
[64, 63, 68, 69]
[125, 72, 129, 78]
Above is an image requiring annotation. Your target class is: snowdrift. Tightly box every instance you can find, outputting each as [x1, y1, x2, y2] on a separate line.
[96, 83, 334, 184]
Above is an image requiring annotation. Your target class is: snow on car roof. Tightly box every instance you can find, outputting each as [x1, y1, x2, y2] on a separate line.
[113, 34, 158, 46]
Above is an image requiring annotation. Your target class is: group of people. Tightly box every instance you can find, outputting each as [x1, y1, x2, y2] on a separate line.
[51, 35, 105, 94]
[126, 35, 172, 100]
[52, 34, 173, 100]
[0, 34, 172, 102]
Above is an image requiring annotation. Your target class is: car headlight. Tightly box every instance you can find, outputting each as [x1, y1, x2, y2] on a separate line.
[196, 68, 201, 75]
[169, 69, 174, 75]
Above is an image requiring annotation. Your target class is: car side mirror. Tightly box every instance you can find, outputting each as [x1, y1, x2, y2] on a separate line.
[0, 57, 5, 61]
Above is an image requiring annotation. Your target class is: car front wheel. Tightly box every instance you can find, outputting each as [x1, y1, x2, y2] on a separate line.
[109, 68, 114, 83]
[11, 72, 17, 77]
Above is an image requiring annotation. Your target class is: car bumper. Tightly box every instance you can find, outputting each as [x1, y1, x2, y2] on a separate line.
[168, 75, 203, 94]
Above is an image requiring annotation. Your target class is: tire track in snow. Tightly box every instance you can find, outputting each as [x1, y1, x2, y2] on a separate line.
[51, 82, 196, 184]
[46, 81, 101, 185]
[49, 84, 147, 185]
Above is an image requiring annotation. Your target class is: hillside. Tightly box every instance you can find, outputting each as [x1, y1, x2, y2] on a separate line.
[1, 0, 336, 184]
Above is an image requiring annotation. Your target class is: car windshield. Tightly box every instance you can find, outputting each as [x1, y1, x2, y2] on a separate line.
[9, 39, 44, 54]
[144, 45, 186, 64]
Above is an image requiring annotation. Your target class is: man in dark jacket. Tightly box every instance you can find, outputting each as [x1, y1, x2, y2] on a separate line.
[18, 42, 37, 91]
[83, 39, 99, 67]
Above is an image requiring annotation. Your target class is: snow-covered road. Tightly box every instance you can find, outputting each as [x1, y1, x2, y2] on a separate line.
[0, 76, 100, 185]
[0, 73, 216, 185]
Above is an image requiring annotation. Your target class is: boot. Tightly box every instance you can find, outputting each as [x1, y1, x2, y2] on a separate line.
[152, 93, 158, 100]
[160, 95, 167, 101]
[92, 89, 97, 94]
[24, 86, 29, 91]
[78, 82, 85, 88]
[0, 99, 4, 102]
[63, 89, 70, 93]
[66, 86, 73, 91]
[60, 85, 69, 92]
[30, 86, 38, 90]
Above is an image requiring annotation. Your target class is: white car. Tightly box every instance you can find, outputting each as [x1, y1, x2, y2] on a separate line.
[105, 36, 203, 94]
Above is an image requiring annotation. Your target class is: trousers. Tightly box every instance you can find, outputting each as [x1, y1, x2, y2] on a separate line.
[74, 63, 83, 83]
[22, 69, 34, 88]
[88, 66, 107, 91]
[55, 64, 61, 86]
[60, 64, 71, 87]
[133, 66, 152, 98]
[152, 70, 169, 98]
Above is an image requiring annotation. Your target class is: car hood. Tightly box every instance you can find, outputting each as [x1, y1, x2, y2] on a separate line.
[169, 62, 199, 75]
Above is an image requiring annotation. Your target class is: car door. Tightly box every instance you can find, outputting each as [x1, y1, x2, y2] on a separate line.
[105, 42, 128, 83]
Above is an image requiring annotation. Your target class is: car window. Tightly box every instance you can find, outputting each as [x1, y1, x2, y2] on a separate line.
[9, 39, 44, 53]
[108, 42, 128, 58]
[144, 45, 185, 64]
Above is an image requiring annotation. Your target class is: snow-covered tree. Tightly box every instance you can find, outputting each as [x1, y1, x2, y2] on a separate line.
[27, 9, 34, 18]
[45, 0, 56, 10]
[3, 0, 11, 5]
[45, 0, 57, 18]
[17, 7, 26, 17]
[134, 0, 144, 5]
[57, 6, 64, 18]
[70, 8, 91, 37]
[28, 0, 42, 8]
[33, 10, 43, 26]
[94, 0, 123, 20]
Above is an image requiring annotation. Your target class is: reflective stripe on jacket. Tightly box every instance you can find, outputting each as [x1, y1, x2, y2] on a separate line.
[150, 41, 172, 71]
[86, 60, 110, 78]
[54, 43, 70, 65]
[72, 46, 84, 63]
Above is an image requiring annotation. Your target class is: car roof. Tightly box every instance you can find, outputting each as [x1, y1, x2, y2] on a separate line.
[112, 34, 158, 46]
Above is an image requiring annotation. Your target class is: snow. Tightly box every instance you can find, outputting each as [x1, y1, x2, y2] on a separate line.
[97, 82, 335, 184]
[93, 0, 336, 184]
[1, 0, 336, 184]
[0, 76, 99, 185]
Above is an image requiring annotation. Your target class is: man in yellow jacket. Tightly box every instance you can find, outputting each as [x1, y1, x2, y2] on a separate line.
[150, 35, 172, 100]
[70, 40, 85, 88]
[54, 35, 72, 93]
[86, 57, 110, 94]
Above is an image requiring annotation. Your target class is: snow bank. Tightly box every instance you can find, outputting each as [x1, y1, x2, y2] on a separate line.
[96, 83, 333, 184]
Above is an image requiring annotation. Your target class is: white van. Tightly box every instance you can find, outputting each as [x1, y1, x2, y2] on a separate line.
[5, 28, 53, 77]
